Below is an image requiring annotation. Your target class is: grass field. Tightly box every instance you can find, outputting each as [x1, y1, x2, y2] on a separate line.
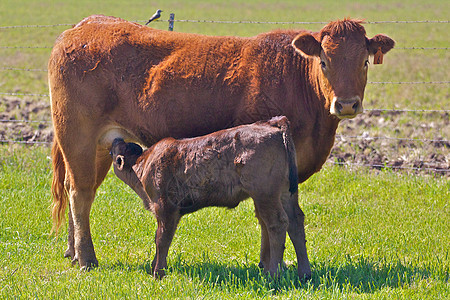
[0, 0, 449, 298]
[0, 145, 448, 299]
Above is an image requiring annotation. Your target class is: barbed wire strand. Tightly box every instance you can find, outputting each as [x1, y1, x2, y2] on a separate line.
[0, 24, 74, 29]
[1, 69, 448, 84]
[170, 20, 450, 24]
[335, 135, 449, 144]
[369, 81, 450, 84]
[0, 67, 48, 72]
[0, 92, 49, 97]
[326, 160, 449, 173]
[1, 119, 447, 144]
[0, 139, 447, 173]
[0, 95, 448, 114]
[0, 119, 52, 124]
[1, 19, 449, 30]
[366, 108, 450, 113]
[0, 139, 51, 145]
[0, 46, 53, 49]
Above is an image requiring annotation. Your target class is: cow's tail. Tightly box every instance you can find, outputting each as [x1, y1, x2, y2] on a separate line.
[51, 140, 68, 234]
[269, 116, 299, 195]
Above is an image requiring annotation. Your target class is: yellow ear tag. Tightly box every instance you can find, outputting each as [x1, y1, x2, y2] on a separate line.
[373, 47, 383, 65]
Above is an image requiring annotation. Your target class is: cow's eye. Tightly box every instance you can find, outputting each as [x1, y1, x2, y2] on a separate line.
[364, 60, 369, 68]
[320, 61, 327, 69]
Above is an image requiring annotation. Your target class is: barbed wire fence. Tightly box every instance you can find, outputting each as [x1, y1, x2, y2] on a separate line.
[1, 18, 448, 174]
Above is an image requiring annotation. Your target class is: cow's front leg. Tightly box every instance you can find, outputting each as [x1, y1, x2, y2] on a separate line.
[282, 192, 311, 281]
[152, 201, 180, 278]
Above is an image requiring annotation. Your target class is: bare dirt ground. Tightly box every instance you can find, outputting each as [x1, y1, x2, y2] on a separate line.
[1, 96, 449, 177]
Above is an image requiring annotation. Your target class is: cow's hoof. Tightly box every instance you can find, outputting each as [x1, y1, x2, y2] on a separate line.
[79, 260, 98, 271]
[64, 248, 75, 260]
[71, 254, 98, 270]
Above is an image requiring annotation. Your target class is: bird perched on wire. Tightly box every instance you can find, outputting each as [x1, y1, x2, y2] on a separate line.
[145, 9, 163, 25]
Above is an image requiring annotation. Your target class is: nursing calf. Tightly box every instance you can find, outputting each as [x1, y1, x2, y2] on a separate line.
[109, 116, 311, 280]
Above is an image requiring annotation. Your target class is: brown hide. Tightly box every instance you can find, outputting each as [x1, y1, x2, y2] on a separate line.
[110, 116, 310, 279]
[112, 116, 299, 214]
[48, 15, 394, 269]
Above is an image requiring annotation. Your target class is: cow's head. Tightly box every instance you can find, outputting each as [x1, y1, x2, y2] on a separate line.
[110, 138, 143, 171]
[292, 19, 395, 119]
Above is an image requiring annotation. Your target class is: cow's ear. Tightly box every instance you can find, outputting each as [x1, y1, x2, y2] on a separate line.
[292, 33, 322, 57]
[367, 34, 395, 55]
[115, 155, 125, 171]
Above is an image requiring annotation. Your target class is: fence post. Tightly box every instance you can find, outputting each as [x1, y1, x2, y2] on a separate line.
[169, 13, 175, 31]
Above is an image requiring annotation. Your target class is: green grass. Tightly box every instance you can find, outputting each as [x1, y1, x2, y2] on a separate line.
[0, 145, 448, 299]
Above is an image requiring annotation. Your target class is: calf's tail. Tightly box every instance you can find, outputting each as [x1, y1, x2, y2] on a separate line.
[283, 123, 299, 195]
[51, 140, 68, 234]
[269, 116, 299, 195]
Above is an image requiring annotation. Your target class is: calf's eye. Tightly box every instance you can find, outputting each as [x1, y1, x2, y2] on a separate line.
[364, 60, 369, 68]
[320, 61, 326, 69]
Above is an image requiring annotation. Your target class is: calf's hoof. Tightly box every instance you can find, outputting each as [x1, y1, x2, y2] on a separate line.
[258, 260, 287, 270]
[298, 263, 312, 282]
[299, 272, 312, 283]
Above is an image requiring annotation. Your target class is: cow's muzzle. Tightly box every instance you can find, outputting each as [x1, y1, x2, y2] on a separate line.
[330, 96, 363, 119]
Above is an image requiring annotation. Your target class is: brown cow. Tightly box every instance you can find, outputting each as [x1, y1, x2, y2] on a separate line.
[48, 15, 394, 269]
[109, 116, 311, 279]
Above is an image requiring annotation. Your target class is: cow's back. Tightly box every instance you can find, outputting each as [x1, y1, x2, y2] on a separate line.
[50, 16, 254, 144]
[49, 15, 309, 145]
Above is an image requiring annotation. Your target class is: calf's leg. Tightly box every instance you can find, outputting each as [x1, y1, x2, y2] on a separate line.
[152, 200, 181, 278]
[255, 207, 270, 269]
[282, 192, 311, 281]
[252, 195, 288, 277]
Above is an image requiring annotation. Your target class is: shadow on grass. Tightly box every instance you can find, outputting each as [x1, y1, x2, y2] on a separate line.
[128, 254, 445, 294]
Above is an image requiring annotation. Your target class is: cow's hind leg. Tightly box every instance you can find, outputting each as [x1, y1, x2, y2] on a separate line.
[252, 194, 288, 277]
[152, 200, 181, 278]
[62, 148, 112, 266]
[62, 140, 111, 269]
[282, 192, 311, 281]
[64, 203, 75, 260]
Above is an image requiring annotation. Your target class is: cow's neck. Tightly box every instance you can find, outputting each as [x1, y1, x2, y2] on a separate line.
[292, 57, 341, 181]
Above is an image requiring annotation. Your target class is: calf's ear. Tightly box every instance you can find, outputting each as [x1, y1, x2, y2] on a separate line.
[367, 34, 395, 55]
[292, 33, 322, 57]
[115, 155, 125, 171]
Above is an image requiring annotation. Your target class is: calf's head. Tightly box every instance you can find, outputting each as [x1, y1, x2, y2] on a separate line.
[110, 138, 143, 171]
[292, 19, 395, 119]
